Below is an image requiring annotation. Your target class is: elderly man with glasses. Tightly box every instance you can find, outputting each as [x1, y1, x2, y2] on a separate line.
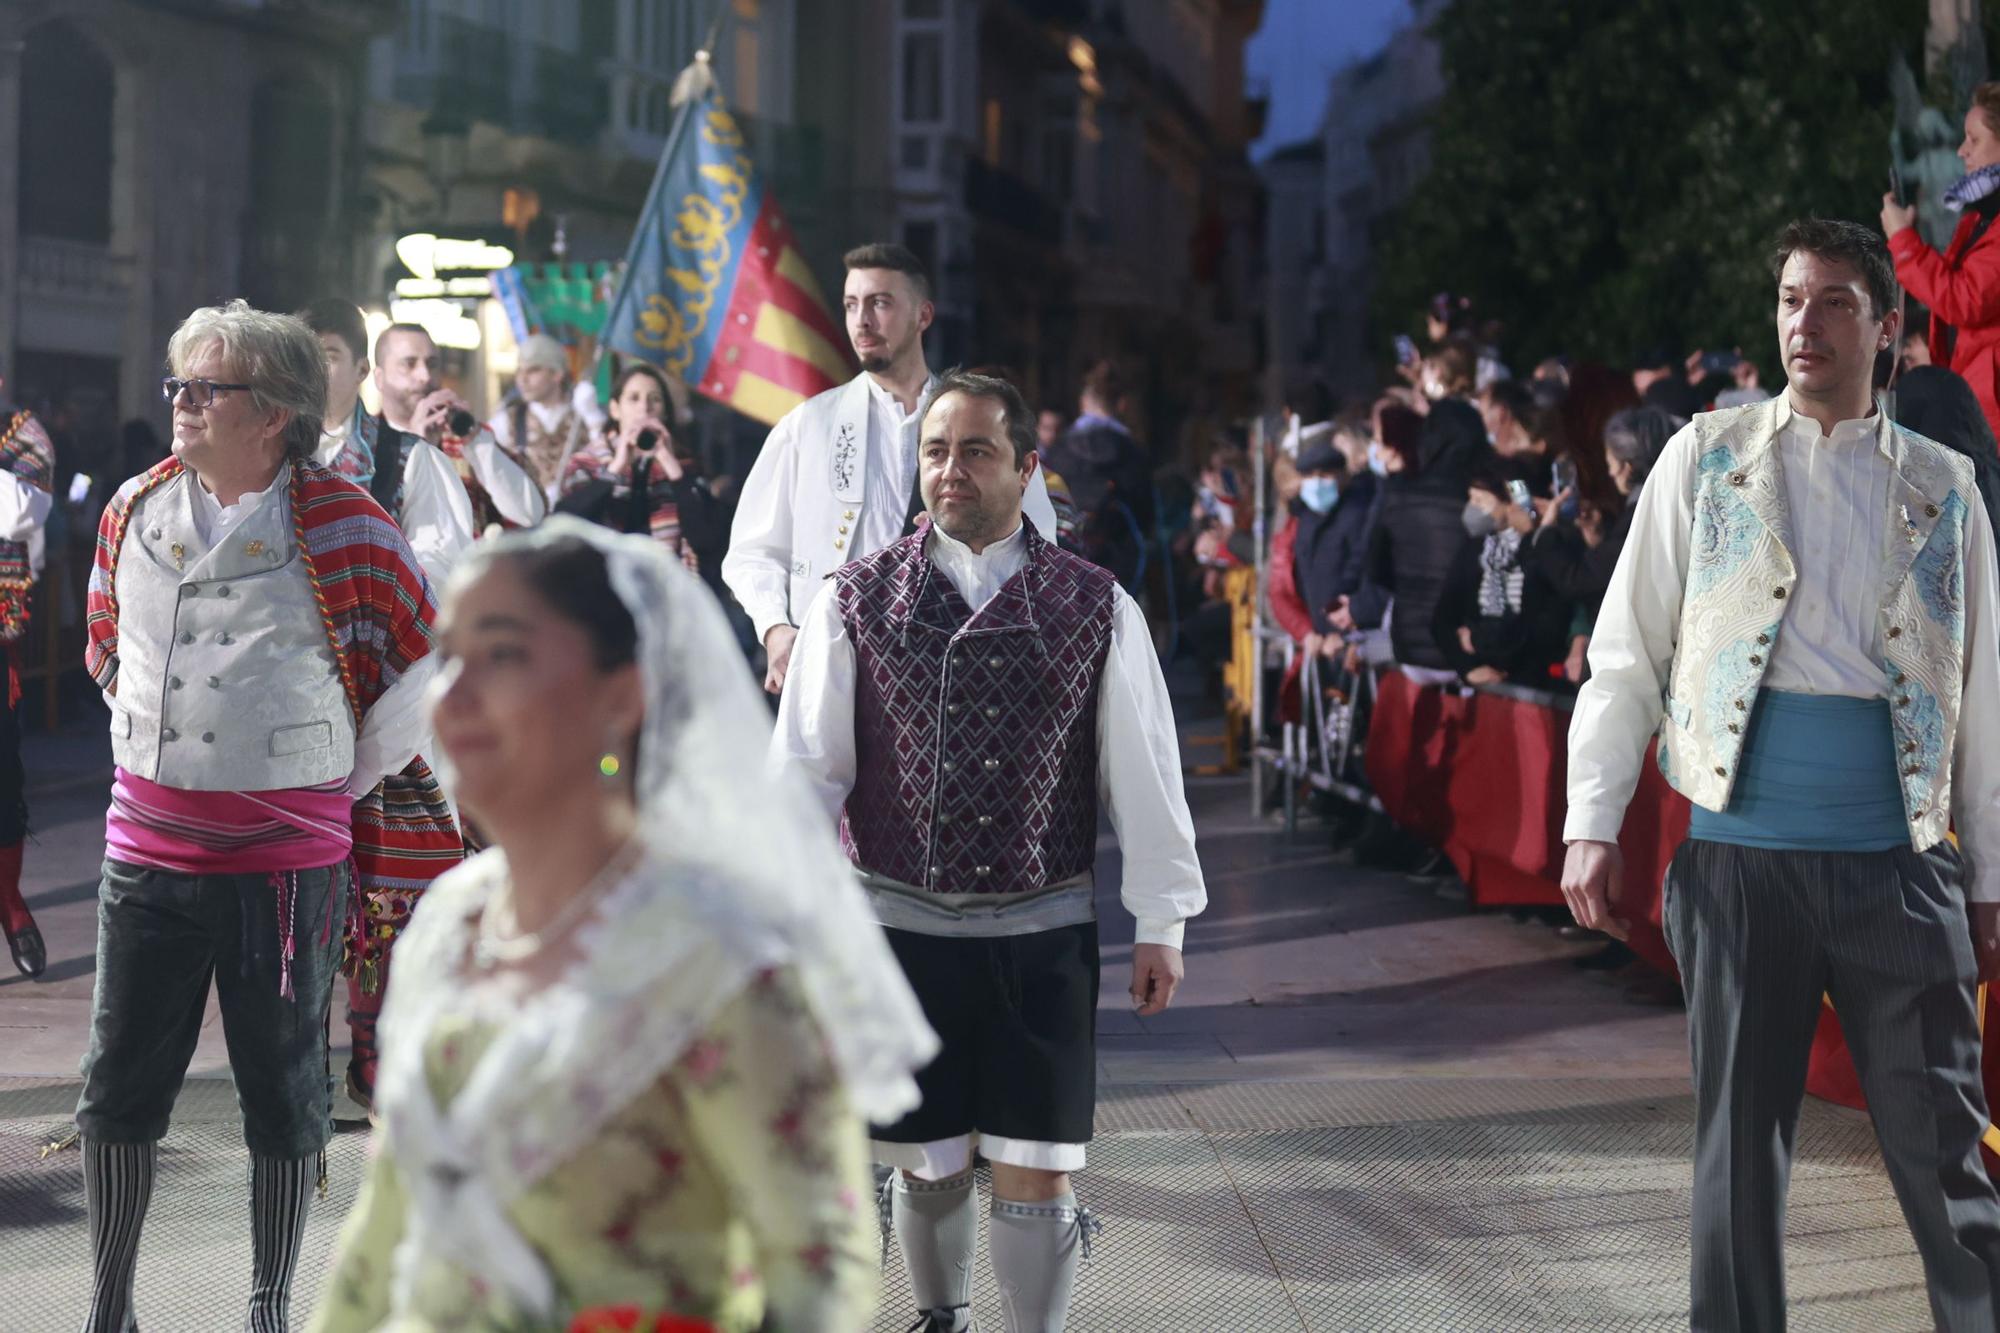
[69, 301, 460, 1333]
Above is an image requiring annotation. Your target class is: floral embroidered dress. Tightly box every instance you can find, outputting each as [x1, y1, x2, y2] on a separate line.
[310, 963, 876, 1333]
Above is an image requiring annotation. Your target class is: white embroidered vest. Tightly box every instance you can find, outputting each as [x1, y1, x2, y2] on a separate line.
[110, 471, 355, 790]
[1658, 401, 1974, 850]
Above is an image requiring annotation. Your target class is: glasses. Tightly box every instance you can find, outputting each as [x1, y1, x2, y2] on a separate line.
[161, 377, 253, 408]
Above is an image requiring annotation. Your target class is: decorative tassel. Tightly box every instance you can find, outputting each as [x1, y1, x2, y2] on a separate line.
[40, 1126, 79, 1159]
[670, 49, 716, 107]
[277, 871, 298, 1002]
[316, 1149, 328, 1202]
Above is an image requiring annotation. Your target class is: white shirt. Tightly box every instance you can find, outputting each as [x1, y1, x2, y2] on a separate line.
[185, 469, 439, 799]
[1760, 398, 1895, 696]
[1565, 394, 2000, 900]
[774, 521, 1207, 946]
[316, 412, 478, 593]
[0, 471, 50, 576]
[858, 371, 935, 556]
[487, 384, 607, 504]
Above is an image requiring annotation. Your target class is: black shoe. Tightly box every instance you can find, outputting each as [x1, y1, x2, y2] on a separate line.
[6, 923, 44, 978]
[1555, 924, 1604, 942]
[905, 1308, 972, 1332]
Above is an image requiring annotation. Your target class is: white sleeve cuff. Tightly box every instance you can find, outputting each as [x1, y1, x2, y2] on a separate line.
[1562, 803, 1626, 846]
[1133, 917, 1186, 949]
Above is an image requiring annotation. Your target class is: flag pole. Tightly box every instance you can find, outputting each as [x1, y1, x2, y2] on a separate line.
[595, 6, 730, 384]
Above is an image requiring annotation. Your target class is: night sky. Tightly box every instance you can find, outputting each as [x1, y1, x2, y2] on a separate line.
[1247, 0, 1413, 160]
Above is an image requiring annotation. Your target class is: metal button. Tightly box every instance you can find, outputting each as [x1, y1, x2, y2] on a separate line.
[1756, 634, 1770, 645]
[1772, 587, 1786, 599]
[218, 634, 233, 645]
[1734, 699, 1747, 710]
[1748, 655, 1762, 666]
[147, 529, 161, 539]
[983, 758, 999, 771]
[1904, 741, 1917, 753]
[937, 812, 954, 825]
[837, 525, 848, 535]
[987, 656, 1002, 668]
[974, 865, 991, 876]
[201, 732, 214, 743]
[833, 540, 844, 551]
[1714, 766, 1727, 777]
[1927, 504, 1940, 517]
[180, 586, 195, 598]
[1905, 765, 1920, 777]
[943, 761, 957, 773]
[985, 706, 999, 719]
[1897, 696, 1910, 708]
[1729, 473, 1746, 486]
[978, 815, 994, 826]
[169, 677, 183, 690]
[216, 585, 231, 597]
[843, 509, 855, 520]
[947, 704, 960, 714]
[207, 676, 221, 688]
[162, 728, 178, 741]
[179, 631, 195, 644]
[1728, 724, 1741, 734]
[1888, 626, 1903, 639]
[1893, 672, 1907, 685]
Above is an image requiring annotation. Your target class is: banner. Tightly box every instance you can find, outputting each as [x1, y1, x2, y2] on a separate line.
[601, 67, 851, 426]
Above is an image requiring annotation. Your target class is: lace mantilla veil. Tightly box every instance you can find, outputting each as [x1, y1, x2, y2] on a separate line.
[373, 516, 938, 1317]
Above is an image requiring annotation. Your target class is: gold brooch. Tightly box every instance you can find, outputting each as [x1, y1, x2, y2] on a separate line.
[244, 540, 265, 558]
[170, 542, 184, 569]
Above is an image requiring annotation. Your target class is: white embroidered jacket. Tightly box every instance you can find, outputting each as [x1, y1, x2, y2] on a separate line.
[722, 373, 1059, 643]
[1566, 398, 2000, 900]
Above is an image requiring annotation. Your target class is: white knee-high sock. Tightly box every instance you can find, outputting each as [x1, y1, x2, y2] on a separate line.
[893, 1170, 978, 1329]
[245, 1153, 314, 1333]
[989, 1191, 1099, 1333]
[81, 1139, 155, 1333]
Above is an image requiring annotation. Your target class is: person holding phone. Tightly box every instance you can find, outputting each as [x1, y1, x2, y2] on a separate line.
[1885, 81, 2000, 444]
[554, 362, 724, 579]
[1429, 470, 1572, 686]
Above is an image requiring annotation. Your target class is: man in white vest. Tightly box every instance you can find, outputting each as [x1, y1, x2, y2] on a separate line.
[723, 242, 1057, 693]
[1563, 218, 2000, 1330]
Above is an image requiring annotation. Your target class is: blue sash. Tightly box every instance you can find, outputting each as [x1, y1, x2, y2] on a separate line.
[1687, 690, 1909, 851]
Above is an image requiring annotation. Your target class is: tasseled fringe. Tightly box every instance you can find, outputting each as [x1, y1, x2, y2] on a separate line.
[270, 871, 299, 1001]
[40, 1126, 79, 1159]
[317, 1148, 328, 1202]
[876, 1167, 897, 1271]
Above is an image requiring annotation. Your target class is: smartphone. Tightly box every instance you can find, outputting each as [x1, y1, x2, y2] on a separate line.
[1505, 479, 1534, 517]
[1550, 457, 1580, 520]
[1889, 163, 1909, 208]
[1394, 334, 1419, 367]
[67, 473, 92, 507]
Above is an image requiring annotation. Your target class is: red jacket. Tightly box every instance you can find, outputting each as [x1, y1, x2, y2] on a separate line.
[1891, 213, 2000, 445]
[1267, 515, 1313, 724]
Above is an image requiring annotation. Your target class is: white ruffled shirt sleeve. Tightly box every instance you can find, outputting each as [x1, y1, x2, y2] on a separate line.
[348, 653, 437, 797]
[397, 440, 478, 593]
[461, 430, 546, 528]
[724, 409, 804, 645]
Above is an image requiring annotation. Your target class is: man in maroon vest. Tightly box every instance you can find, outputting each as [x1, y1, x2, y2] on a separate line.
[775, 368, 1206, 1332]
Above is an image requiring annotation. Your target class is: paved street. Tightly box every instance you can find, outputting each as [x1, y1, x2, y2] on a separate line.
[0, 703, 1937, 1330]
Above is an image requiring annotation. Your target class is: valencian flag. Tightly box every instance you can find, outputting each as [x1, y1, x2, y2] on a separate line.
[602, 55, 852, 426]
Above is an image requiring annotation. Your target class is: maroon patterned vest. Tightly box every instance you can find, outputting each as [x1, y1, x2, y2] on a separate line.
[833, 525, 1118, 895]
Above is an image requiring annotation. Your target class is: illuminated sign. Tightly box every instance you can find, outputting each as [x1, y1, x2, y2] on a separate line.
[390, 298, 482, 350]
[393, 276, 495, 298]
[395, 233, 515, 280]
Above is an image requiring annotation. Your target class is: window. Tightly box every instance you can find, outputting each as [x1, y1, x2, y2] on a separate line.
[900, 135, 930, 171]
[19, 21, 114, 245]
[903, 221, 938, 277]
[902, 32, 942, 124]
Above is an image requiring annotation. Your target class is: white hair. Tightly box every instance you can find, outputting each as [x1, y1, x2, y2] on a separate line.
[167, 299, 326, 461]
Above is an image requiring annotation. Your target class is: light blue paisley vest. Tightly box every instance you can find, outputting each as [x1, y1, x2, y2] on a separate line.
[1657, 400, 1975, 852]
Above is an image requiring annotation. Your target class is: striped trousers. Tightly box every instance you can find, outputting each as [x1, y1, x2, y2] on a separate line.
[1664, 839, 2000, 1331]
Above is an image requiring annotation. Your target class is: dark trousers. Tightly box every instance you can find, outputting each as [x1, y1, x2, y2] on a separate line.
[0, 640, 24, 843]
[1665, 839, 2000, 1331]
[76, 859, 349, 1159]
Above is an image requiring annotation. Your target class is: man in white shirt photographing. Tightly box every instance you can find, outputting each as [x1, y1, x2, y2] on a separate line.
[723, 243, 1056, 694]
[1563, 217, 2000, 1329]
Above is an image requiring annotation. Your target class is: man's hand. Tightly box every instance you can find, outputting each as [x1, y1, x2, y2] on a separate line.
[1302, 632, 1325, 663]
[413, 389, 470, 445]
[1457, 625, 1476, 656]
[1970, 902, 2000, 982]
[1465, 665, 1504, 686]
[1563, 634, 1590, 685]
[1881, 191, 1918, 239]
[762, 623, 799, 695]
[1561, 839, 1629, 940]
[1131, 943, 1184, 1016]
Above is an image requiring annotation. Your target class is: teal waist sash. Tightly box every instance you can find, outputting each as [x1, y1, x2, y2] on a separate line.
[1687, 690, 1909, 852]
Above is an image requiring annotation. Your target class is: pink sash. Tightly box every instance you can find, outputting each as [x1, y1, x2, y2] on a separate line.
[105, 768, 353, 875]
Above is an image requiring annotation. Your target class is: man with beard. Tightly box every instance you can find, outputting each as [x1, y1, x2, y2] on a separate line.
[297, 300, 476, 591]
[775, 369, 1204, 1332]
[723, 243, 1057, 693]
[374, 323, 545, 533]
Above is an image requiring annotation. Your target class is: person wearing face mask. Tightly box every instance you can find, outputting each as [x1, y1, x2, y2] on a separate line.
[554, 363, 723, 580]
[1886, 81, 2000, 445]
[1267, 427, 1377, 705]
[1429, 472, 1572, 686]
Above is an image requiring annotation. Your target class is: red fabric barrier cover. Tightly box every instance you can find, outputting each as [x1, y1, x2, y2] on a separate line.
[1361, 669, 2000, 1163]
[1364, 670, 1678, 972]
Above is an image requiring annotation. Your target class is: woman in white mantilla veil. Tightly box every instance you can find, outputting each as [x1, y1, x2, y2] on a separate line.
[310, 517, 938, 1333]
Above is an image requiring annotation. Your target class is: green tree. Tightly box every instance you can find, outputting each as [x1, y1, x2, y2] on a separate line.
[1371, 0, 1930, 375]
